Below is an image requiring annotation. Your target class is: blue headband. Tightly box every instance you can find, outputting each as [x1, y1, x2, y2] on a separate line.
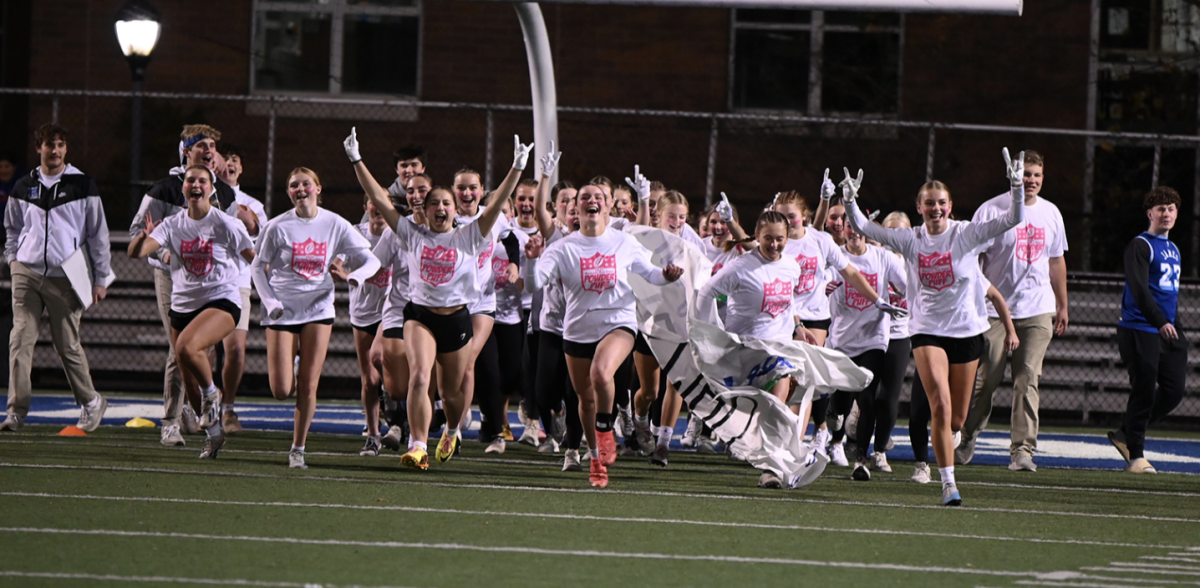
[182, 134, 210, 150]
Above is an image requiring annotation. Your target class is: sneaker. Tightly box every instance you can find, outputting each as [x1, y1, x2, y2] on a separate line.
[552, 410, 567, 445]
[401, 447, 429, 471]
[160, 424, 185, 446]
[942, 482, 962, 506]
[562, 449, 583, 472]
[649, 445, 669, 467]
[502, 423, 514, 442]
[870, 452, 892, 473]
[588, 459, 609, 488]
[1009, 453, 1037, 472]
[757, 470, 783, 489]
[828, 442, 849, 467]
[813, 427, 832, 457]
[617, 408, 635, 443]
[1107, 430, 1130, 463]
[0, 413, 26, 432]
[78, 396, 108, 432]
[696, 435, 717, 455]
[884, 437, 895, 451]
[633, 421, 654, 454]
[181, 404, 202, 435]
[911, 462, 932, 484]
[955, 437, 975, 465]
[291, 355, 300, 398]
[382, 424, 407, 452]
[436, 430, 458, 463]
[199, 391, 221, 430]
[361, 424, 369, 437]
[537, 437, 560, 453]
[455, 431, 463, 456]
[360, 435, 382, 457]
[851, 459, 871, 481]
[518, 420, 541, 447]
[517, 401, 533, 430]
[222, 410, 243, 435]
[952, 430, 962, 449]
[618, 442, 638, 457]
[597, 431, 617, 466]
[845, 402, 860, 443]
[680, 417, 701, 448]
[289, 448, 307, 469]
[199, 431, 225, 459]
[485, 437, 506, 454]
[1125, 457, 1157, 474]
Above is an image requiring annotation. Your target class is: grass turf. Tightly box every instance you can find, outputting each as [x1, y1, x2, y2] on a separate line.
[1, 425, 1199, 588]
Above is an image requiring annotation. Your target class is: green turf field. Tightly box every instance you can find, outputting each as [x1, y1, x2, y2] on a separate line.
[1, 425, 1198, 588]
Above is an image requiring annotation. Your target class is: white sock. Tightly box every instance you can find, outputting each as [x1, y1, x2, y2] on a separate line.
[202, 382, 219, 398]
[435, 400, 444, 410]
[939, 466, 956, 486]
[411, 440, 427, 452]
[292, 445, 304, 453]
[221, 403, 234, 411]
[589, 447, 600, 459]
[446, 427, 460, 439]
[86, 396, 102, 409]
[657, 425, 672, 448]
[206, 424, 222, 438]
[635, 412, 650, 428]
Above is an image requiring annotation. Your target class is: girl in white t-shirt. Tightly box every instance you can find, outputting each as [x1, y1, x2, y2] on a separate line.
[524, 177, 683, 488]
[346, 129, 528, 471]
[129, 165, 255, 460]
[841, 149, 1026, 506]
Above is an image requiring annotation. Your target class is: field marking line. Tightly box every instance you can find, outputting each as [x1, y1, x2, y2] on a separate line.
[1015, 581, 1176, 588]
[0, 526, 1060, 578]
[2, 490, 1187, 551]
[1084, 568, 1200, 577]
[1110, 563, 1200, 572]
[2, 461, 1197, 524]
[1144, 557, 1200, 564]
[0, 570, 417, 588]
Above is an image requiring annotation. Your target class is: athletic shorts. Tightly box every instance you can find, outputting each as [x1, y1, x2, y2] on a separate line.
[267, 318, 335, 334]
[169, 299, 241, 332]
[404, 302, 472, 353]
[353, 321, 381, 337]
[563, 327, 636, 360]
[911, 333, 984, 365]
[800, 318, 832, 331]
[383, 327, 404, 340]
[633, 331, 654, 356]
[236, 288, 252, 331]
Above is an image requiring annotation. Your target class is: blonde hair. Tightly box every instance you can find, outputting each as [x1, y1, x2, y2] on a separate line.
[180, 124, 221, 142]
[882, 211, 911, 228]
[288, 166, 322, 187]
[917, 180, 950, 204]
[773, 190, 812, 221]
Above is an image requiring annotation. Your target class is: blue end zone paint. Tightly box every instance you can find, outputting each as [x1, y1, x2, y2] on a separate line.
[11, 394, 1200, 474]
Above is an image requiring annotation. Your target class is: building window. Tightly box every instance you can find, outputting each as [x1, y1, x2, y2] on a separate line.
[252, 0, 421, 97]
[730, 10, 902, 115]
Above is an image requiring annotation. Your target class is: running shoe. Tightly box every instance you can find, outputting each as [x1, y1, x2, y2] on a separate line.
[633, 421, 654, 454]
[517, 401, 533, 430]
[870, 452, 892, 473]
[160, 424, 185, 447]
[696, 435, 717, 455]
[910, 461, 932, 484]
[360, 435, 382, 457]
[649, 445, 669, 468]
[291, 355, 300, 398]
[851, 458, 871, 481]
[552, 409, 567, 445]
[597, 431, 617, 466]
[181, 404, 201, 435]
[1008, 453, 1037, 472]
[78, 396, 108, 432]
[199, 391, 221, 430]
[828, 442, 849, 467]
[289, 448, 307, 469]
[757, 470, 783, 489]
[813, 427, 832, 457]
[401, 447, 429, 471]
[952, 430, 962, 449]
[845, 402, 859, 444]
[222, 409, 243, 435]
[589, 459, 609, 488]
[537, 438, 560, 453]
[382, 424, 407, 452]
[455, 430, 463, 456]
[562, 449, 582, 472]
[617, 407, 635, 443]
[199, 431, 225, 459]
[1107, 429, 1130, 463]
[0, 412, 24, 432]
[518, 420, 541, 447]
[1125, 457, 1157, 474]
[485, 437, 506, 454]
[680, 417, 701, 448]
[942, 482, 962, 506]
[436, 430, 458, 463]
[502, 423, 514, 442]
[955, 437, 975, 465]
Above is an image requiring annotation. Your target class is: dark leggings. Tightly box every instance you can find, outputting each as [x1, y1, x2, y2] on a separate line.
[535, 330, 583, 450]
[855, 337, 911, 458]
[475, 330, 504, 442]
[832, 349, 885, 446]
[1118, 326, 1189, 459]
[520, 310, 540, 422]
[494, 318, 526, 411]
[614, 352, 634, 410]
[910, 375, 931, 463]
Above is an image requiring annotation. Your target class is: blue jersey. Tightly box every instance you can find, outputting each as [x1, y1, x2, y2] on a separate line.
[1119, 232, 1180, 333]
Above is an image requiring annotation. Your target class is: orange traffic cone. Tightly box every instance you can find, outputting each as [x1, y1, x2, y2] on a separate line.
[58, 426, 87, 437]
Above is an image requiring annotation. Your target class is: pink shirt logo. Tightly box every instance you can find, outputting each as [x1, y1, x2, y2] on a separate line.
[420, 245, 457, 286]
[291, 238, 328, 280]
[794, 254, 819, 295]
[847, 271, 877, 311]
[366, 267, 391, 289]
[918, 251, 955, 291]
[492, 256, 510, 289]
[180, 237, 213, 278]
[580, 252, 617, 294]
[711, 263, 723, 276]
[888, 285, 907, 309]
[477, 241, 495, 270]
[761, 278, 792, 318]
[1015, 225, 1045, 263]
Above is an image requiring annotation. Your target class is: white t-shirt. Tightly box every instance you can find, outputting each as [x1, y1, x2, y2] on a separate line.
[514, 223, 540, 310]
[149, 206, 253, 314]
[346, 222, 390, 328]
[828, 244, 906, 357]
[392, 213, 488, 309]
[493, 228, 529, 325]
[698, 249, 801, 341]
[527, 227, 666, 344]
[373, 225, 412, 332]
[784, 228, 849, 322]
[973, 194, 1067, 320]
[252, 208, 381, 325]
[459, 211, 511, 315]
[846, 193, 1023, 338]
[703, 238, 741, 276]
[232, 187, 269, 290]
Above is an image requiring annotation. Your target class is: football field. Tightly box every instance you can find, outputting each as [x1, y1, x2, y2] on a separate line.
[1, 392, 1199, 588]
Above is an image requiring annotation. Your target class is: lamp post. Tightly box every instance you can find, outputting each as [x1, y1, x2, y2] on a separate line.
[114, 0, 161, 214]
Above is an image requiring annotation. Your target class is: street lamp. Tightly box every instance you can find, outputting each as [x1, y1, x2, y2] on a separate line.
[114, 0, 161, 213]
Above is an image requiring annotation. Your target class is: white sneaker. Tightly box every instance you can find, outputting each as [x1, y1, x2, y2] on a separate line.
[200, 391, 221, 430]
[680, 417, 702, 448]
[828, 442, 849, 467]
[78, 396, 108, 432]
[696, 435, 717, 455]
[813, 427, 832, 458]
[845, 402, 860, 442]
[634, 421, 654, 453]
[199, 431, 225, 459]
[181, 404, 201, 435]
[360, 435, 382, 457]
[911, 461, 932, 484]
[851, 458, 871, 481]
[289, 448, 307, 469]
[485, 437, 506, 454]
[617, 407, 635, 443]
[943, 482, 962, 506]
[0, 412, 26, 432]
[562, 449, 582, 471]
[518, 420, 541, 447]
[160, 424, 185, 446]
[552, 410, 567, 445]
[870, 452, 892, 473]
[537, 437, 560, 453]
[517, 401, 533, 430]
[952, 430, 962, 449]
[382, 424, 406, 452]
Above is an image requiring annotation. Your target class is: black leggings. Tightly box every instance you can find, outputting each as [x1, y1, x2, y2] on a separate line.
[475, 329, 504, 442]
[521, 310, 540, 422]
[494, 319, 526, 408]
[1118, 326, 1189, 458]
[910, 374, 931, 464]
[614, 352, 634, 410]
[855, 337, 911, 458]
[535, 330, 582, 450]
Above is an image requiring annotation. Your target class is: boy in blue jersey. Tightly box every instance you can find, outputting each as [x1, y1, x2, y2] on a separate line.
[1109, 187, 1189, 474]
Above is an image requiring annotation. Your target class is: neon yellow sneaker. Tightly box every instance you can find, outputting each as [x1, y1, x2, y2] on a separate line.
[436, 431, 458, 463]
[401, 447, 429, 471]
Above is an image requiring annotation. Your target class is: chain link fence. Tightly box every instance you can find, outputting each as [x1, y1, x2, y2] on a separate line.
[1, 88, 1197, 426]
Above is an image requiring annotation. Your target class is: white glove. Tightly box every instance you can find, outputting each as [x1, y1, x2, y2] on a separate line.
[513, 135, 534, 171]
[343, 127, 361, 164]
[264, 299, 285, 321]
[765, 192, 782, 212]
[540, 140, 561, 178]
[874, 297, 908, 320]
[717, 192, 735, 223]
[839, 168, 864, 204]
[867, 210, 881, 222]
[819, 168, 836, 201]
[625, 165, 651, 203]
[1002, 147, 1025, 188]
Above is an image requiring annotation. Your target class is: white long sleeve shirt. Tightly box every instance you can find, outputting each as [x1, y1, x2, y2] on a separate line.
[697, 249, 801, 341]
[345, 222, 389, 328]
[828, 244, 907, 357]
[537, 227, 570, 336]
[784, 228, 849, 322]
[373, 224, 411, 333]
[231, 187, 269, 290]
[493, 228, 528, 325]
[149, 206, 253, 313]
[973, 193, 1067, 320]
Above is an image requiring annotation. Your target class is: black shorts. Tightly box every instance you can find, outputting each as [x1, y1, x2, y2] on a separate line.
[911, 333, 985, 365]
[383, 327, 404, 340]
[267, 318, 335, 334]
[633, 331, 654, 356]
[169, 300, 241, 332]
[353, 322, 381, 337]
[563, 327, 636, 360]
[404, 302, 472, 353]
[801, 318, 832, 331]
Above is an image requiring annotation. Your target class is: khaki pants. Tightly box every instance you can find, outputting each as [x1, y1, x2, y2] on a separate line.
[962, 313, 1054, 457]
[154, 269, 187, 425]
[7, 261, 100, 416]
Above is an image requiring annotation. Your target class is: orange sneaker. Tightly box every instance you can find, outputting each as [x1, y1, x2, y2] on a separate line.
[401, 447, 429, 471]
[589, 458, 609, 488]
[597, 430, 617, 466]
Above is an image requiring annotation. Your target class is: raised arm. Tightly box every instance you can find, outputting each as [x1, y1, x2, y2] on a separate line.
[344, 127, 402, 231]
[840, 168, 913, 254]
[478, 135, 531, 237]
[535, 143, 560, 239]
[626, 166, 651, 226]
[812, 169, 836, 231]
[127, 212, 163, 259]
[964, 148, 1027, 249]
[717, 192, 751, 244]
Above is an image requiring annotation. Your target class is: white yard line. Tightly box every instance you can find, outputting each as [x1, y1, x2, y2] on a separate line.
[0, 570, 415, 587]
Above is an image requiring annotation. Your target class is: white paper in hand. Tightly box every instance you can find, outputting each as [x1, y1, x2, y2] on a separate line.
[61, 248, 94, 310]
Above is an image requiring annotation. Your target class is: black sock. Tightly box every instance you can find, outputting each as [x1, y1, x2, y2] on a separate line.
[595, 412, 616, 433]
